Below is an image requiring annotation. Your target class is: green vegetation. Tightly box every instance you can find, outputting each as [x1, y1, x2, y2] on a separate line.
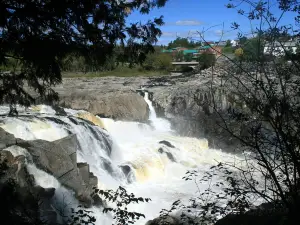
[0, 0, 167, 114]
[197, 52, 216, 69]
[1, 0, 300, 225]
[234, 47, 244, 59]
[241, 37, 264, 61]
[167, 37, 201, 49]
[225, 40, 232, 47]
[143, 53, 172, 71]
[62, 66, 166, 78]
[174, 51, 184, 62]
[222, 46, 235, 54]
[184, 54, 194, 62]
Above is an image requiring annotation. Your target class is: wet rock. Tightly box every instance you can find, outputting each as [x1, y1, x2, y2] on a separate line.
[59, 91, 149, 122]
[146, 215, 180, 225]
[15, 135, 90, 200]
[158, 148, 176, 162]
[100, 157, 114, 175]
[0, 128, 16, 149]
[0, 149, 55, 224]
[89, 172, 98, 187]
[34, 186, 56, 198]
[43, 117, 69, 126]
[120, 164, 135, 183]
[92, 194, 105, 207]
[77, 163, 90, 184]
[159, 140, 175, 148]
[120, 165, 131, 176]
[51, 105, 67, 116]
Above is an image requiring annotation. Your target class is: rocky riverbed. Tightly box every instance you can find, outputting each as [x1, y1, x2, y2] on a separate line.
[54, 77, 150, 122]
[54, 65, 239, 151]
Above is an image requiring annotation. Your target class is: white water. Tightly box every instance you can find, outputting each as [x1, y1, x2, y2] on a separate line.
[0, 95, 248, 225]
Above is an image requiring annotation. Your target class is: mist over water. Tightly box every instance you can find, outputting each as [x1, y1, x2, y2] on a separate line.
[0, 93, 243, 225]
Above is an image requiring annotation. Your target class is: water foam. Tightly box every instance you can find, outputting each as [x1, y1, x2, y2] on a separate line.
[0, 96, 244, 225]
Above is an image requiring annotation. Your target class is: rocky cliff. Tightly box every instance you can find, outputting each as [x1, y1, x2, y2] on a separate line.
[0, 128, 100, 223]
[54, 69, 240, 151]
[54, 77, 149, 122]
[145, 68, 241, 151]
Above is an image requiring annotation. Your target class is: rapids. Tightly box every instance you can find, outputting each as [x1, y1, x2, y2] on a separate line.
[0, 92, 244, 225]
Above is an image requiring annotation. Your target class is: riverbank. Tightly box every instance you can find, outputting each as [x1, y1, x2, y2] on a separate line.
[62, 67, 169, 78]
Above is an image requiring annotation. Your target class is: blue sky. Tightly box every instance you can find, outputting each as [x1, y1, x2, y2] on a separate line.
[127, 0, 298, 45]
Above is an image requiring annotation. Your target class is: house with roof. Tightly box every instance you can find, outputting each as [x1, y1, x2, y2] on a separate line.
[161, 41, 223, 61]
[216, 41, 227, 47]
[264, 39, 299, 56]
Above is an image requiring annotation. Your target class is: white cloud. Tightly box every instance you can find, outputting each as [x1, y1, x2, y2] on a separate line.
[214, 30, 224, 37]
[161, 32, 177, 37]
[175, 20, 203, 26]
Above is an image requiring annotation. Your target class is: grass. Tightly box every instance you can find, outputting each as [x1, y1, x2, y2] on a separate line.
[62, 66, 169, 78]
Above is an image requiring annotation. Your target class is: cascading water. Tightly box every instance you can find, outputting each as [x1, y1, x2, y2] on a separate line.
[143, 92, 172, 132]
[0, 95, 248, 225]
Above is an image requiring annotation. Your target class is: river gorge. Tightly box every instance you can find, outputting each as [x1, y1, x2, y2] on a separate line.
[0, 70, 260, 224]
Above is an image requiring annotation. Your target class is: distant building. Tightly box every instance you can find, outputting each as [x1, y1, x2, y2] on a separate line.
[216, 41, 227, 47]
[231, 40, 238, 47]
[183, 49, 198, 55]
[264, 39, 299, 56]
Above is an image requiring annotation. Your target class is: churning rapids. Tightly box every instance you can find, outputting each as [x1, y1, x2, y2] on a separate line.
[0, 93, 245, 224]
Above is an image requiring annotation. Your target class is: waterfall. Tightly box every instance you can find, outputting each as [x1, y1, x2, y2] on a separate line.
[0, 102, 245, 225]
[144, 92, 157, 120]
[143, 92, 172, 132]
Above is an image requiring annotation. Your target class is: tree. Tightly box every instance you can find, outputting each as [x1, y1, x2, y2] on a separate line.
[184, 54, 193, 62]
[225, 40, 232, 47]
[239, 36, 248, 45]
[161, 1, 300, 224]
[155, 53, 172, 71]
[174, 51, 184, 62]
[197, 51, 216, 69]
[167, 37, 199, 49]
[0, 0, 167, 114]
[210, 0, 300, 224]
[242, 37, 264, 61]
[143, 53, 172, 71]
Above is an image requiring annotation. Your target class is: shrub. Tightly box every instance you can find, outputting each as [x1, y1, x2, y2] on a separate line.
[143, 53, 172, 71]
[222, 46, 234, 54]
[197, 52, 216, 69]
[154, 53, 172, 71]
[234, 48, 244, 58]
[184, 54, 193, 62]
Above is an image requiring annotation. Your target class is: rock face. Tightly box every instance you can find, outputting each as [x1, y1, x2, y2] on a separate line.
[146, 215, 180, 225]
[50, 68, 241, 150]
[146, 70, 239, 151]
[0, 149, 57, 224]
[16, 134, 97, 207]
[0, 127, 16, 149]
[0, 128, 100, 214]
[55, 77, 149, 122]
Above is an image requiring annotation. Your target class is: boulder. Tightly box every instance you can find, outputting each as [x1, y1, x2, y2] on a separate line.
[215, 203, 288, 225]
[120, 164, 135, 183]
[0, 128, 16, 149]
[54, 77, 150, 122]
[51, 105, 67, 116]
[159, 140, 175, 148]
[146, 215, 180, 225]
[158, 148, 176, 162]
[59, 91, 149, 122]
[0, 149, 57, 225]
[15, 135, 92, 204]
